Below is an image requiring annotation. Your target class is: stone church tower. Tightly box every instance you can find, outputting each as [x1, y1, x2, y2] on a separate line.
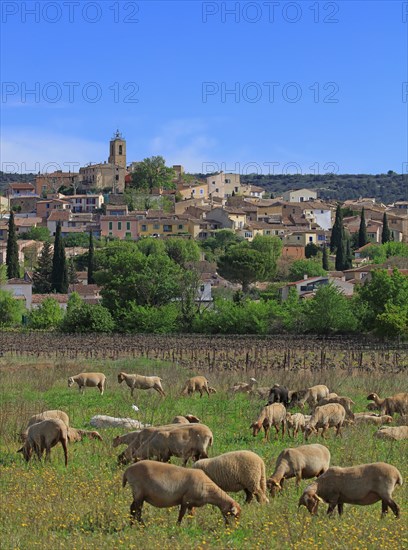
[108, 130, 126, 170]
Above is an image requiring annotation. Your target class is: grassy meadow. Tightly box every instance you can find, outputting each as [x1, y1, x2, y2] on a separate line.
[0, 355, 407, 550]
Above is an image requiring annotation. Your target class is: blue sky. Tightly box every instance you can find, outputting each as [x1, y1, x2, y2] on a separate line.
[1, 0, 407, 175]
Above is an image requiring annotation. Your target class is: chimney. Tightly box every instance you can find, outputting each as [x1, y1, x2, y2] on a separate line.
[303, 274, 308, 280]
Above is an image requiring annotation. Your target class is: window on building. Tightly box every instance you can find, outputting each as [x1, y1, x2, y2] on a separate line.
[234, 187, 238, 192]
[178, 224, 183, 230]
[118, 222, 122, 230]
[309, 236, 313, 242]
[141, 224, 147, 231]
[200, 189, 203, 194]
[109, 221, 112, 230]
[215, 188, 219, 193]
[119, 145, 123, 155]
[225, 179, 230, 183]
[163, 225, 172, 232]
[125, 232, 131, 238]
[126, 222, 130, 230]
[153, 224, 160, 230]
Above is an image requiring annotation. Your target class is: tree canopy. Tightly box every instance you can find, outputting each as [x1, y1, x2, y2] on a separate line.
[130, 156, 175, 193]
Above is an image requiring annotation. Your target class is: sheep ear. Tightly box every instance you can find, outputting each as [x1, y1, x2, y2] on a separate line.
[315, 495, 324, 502]
[17, 447, 23, 453]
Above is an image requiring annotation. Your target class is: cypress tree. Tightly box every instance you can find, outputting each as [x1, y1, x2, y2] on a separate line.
[51, 223, 68, 293]
[335, 230, 345, 271]
[322, 244, 329, 271]
[345, 235, 353, 269]
[6, 211, 20, 279]
[330, 204, 343, 252]
[358, 207, 368, 248]
[32, 240, 53, 293]
[382, 212, 391, 243]
[87, 231, 95, 284]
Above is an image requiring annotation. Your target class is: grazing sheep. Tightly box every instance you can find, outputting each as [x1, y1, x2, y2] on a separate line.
[354, 415, 393, 426]
[367, 401, 381, 412]
[290, 385, 330, 409]
[68, 372, 106, 395]
[113, 431, 141, 448]
[374, 426, 408, 441]
[193, 450, 269, 504]
[354, 411, 380, 417]
[20, 409, 70, 441]
[126, 424, 213, 466]
[17, 418, 68, 466]
[67, 427, 103, 443]
[267, 444, 330, 497]
[117, 424, 185, 463]
[250, 403, 286, 440]
[230, 378, 257, 394]
[181, 376, 210, 398]
[123, 461, 241, 525]
[367, 392, 408, 416]
[267, 385, 289, 407]
[299, 462, 403, 518]
[171, 415, 201, 424]
[304, 404, 346, 440]
[315, 396, 355, 420]
[208, 387, 217, 394]
[250, 387, 270, 400]
[118, 372, 165, 397]
[90, 415, 147, 430]
[286, 412, 307, 438]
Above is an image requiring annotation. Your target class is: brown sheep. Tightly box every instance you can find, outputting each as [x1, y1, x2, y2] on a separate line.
[68, 372, 106, 395]
[299, 462, 403, 518]
[367, 392, 408, 416]
[181, 376, 210, 398]
[117, 372, 165, 397]
[123, 461, 241, 525]
[290, 385, 330, 409]
[267, 444, 331, 496]
[304, 404, 346, 440]
[67, 427, 103, 442]
[354, 415, 393, 426]
[250, 403, 286, 440]
[17, 418, 68, 466]
[171, 415, 201, 424]
[20, 410, 70, 441]
[374, 426, 408, 441]
[315, 396, 355, 420]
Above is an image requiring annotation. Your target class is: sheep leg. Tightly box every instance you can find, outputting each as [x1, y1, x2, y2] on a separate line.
[244, 489, 254, 504]
[335, 424, 343, 437]
[177, 504, 188, 524]
[130, 387, 135, 397]
[281, 420, 285, 439]
[198, 389, 203, 398]
[61, 439, 68, 467]
[33, 442, 42, 462]
[326, 503, 337, 515]
[45, 446, 51, 462]
[382, 499, 400, 518]
[98, 383, 104, 395]
[337, 502, 344, 516]
[321, 426, 328, 439]
[204, 386, 210, 397]
[130, 499, 144, 525]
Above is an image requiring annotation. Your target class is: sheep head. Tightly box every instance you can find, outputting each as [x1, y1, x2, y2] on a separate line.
[367, 393, 378, 401]
[250, 421, 262, 437]
[117, 373, 125, 384]
[266, 478, 283, 497]
[17, 443, 32, 462]
[67, 377, 75, 387]
[223, 502, 241, 524]
[298, 491, 323, 514]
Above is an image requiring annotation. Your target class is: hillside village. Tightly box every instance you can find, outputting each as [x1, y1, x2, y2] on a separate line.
[1, 131, 408, 315]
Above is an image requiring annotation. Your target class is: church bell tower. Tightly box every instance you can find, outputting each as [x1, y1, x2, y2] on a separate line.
[108, 130, 126, 170]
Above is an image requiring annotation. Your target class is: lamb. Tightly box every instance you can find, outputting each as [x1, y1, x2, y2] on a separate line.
[20, 409, 70, 441]
[193, 450, 269, 504]
[354, 415, 393, 426]
[118, 372, 165, 397]
[250, 403, 286, 440]
[299, 462, 403, 518]
[113, 430, 141, 448]
[290, 385, 330, 409]
[267, 385, 289, 407]
[304, 404, 346, 440]
[367, 392, 408, 416]
[90, 415, 146, 430]
[181, 376, 210, 398]
[126, 424, 214, 466]
[171, 415, 201, 424]
[17, 418, 68, 466]
[123, 461, 241, 525]
[267, 444, 331, 497]
[285, 412, 306, 437]
[374, 426, 408, 441]
[315, 396, 355, 420]
[68, 372, 107, 395]
[67, 427, 103, 442]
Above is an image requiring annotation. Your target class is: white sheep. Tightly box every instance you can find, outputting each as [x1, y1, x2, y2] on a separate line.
[181, 376, 211, 398]
[117, 372, 165, 397]
[68, 372, 107, 395]
[315, 396, 355, 420]
[230, 378, 257, 394]
[193, 450, 269, 504]
[267, 443, 331, 497]
[123, 461, 241, 525]
[374, 426, 408, 441]
[292, 385, 330, 409]
[90, 415, 147, 430]
[304, 404, 346, 440]
[299, 462, 403, 518]
[285, 412, 306, 438]
[17, 418, 68, 466]
[354, 415, 393, 426]
[250, 403, 286, 440]
[171, 414, 201, 424]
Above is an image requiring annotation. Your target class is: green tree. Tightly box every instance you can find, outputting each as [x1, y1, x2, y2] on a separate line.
[51, 222, 68, 293]
[305, 242, 319, 258]
[32, 241, 53, 293]
[6, 211, 20, 279]
[60, 300, 114, 333]
[21, 226, 50, 241]
[344, 235, 353, 269]
[251, 235, 282, 280]
[382, 212, 391, 243]
[303, 283, 358, 334]
[288, 259, 327, 281]
[358, 207, 368, 248]
[0, 289, 25, 327]
[164, 238, 200, 267]
[68, 257, 78, 286]
[322, 244, 329, 271]
[330, 204, 343, 252]
[28, 297, 64, 329]
[130, 156, 175, 193]
[335, 228, 347, 271]
[87, 231, 95, 284]
[217, 244, 265, 293]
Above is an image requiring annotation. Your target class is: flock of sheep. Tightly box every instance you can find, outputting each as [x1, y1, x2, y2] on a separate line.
[17, 370, 408, 527]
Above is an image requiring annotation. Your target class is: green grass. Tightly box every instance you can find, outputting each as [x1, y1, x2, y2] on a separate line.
[0, 355, 407, 549]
